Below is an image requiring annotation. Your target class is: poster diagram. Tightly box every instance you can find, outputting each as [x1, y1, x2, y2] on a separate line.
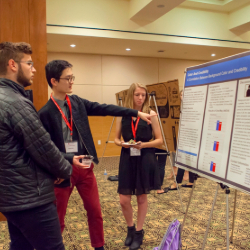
[176, 52, 250, 194]
[197, 81, 237, 178]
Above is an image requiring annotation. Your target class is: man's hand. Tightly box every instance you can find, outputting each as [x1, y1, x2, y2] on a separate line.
[54, 178, 64, 184]
[73, 155, 90, 169]
[138, 111, 157, 124]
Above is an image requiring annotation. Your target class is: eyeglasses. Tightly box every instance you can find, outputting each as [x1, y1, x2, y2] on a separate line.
[17, 61, 34, 69]
[59, 76, 75, 83]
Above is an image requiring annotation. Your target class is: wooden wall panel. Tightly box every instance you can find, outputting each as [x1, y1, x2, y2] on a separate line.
[29, 0, 48, 110]
[0, 213, 6, 221]
[88, 116, 121, 158]
[88, 116, 103, 157]
[0, 0, 47, 111]
[102, 116, 122, 156]
[0, 0, 47, 221]
[0, 0, 29, 42]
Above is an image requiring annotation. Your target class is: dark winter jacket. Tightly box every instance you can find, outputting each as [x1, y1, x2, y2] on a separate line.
[38, 94, 138, 187]
[0, 78, 72, 212]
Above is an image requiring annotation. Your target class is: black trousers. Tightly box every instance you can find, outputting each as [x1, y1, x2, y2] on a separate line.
[155, 148, 168, 186]
[176, 168, 195, 184]
[2, 202, 65, 250]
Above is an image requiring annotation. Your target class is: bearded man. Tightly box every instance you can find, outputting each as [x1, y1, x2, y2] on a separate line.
[0, 42, 73, 250]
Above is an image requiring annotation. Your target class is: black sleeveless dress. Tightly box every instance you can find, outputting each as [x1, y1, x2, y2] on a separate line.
[118, 116, 161, 195]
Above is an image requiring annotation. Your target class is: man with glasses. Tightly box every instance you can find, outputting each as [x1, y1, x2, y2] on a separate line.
[0, 42, 73, 250]
[38, 60, 156, 250]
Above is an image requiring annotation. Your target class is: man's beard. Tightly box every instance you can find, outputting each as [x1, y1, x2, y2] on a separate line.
[17, 64, 32, 88]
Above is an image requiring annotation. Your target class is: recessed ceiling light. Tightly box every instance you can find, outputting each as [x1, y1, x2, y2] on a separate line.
[211, 54, 216, 57]
[70, 44, 76, 47]
[157, 4, 165, 8]
[126, 48, 131, 51]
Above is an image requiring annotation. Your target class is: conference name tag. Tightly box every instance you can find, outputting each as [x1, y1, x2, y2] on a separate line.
[130, 147, 141, 156]
[65, 141, 78, 153]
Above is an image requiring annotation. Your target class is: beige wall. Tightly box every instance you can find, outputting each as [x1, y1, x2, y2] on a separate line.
[48, 52, 206, 103]
[47, 52, 206, 157]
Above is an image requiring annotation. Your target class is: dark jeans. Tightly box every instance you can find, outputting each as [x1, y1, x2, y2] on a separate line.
[176, 168, 195, 184]
[155, 148, 168, 186]
[2, 202, 65, 250]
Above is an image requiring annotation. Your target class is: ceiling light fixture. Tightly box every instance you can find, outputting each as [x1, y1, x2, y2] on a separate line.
[211, 53, 216, 57]
[126, 48, 131, 51]
[70, 44, 76, 47]
[157, 4, 165, 8]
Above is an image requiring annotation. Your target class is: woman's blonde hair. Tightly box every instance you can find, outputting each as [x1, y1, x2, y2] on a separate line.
[124, 83, 150, 113]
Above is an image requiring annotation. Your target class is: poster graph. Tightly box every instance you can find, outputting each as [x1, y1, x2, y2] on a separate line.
[176, 51, 250, 194]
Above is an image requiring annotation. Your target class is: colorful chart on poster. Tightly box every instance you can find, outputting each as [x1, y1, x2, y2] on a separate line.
[176, 52, 250, 193]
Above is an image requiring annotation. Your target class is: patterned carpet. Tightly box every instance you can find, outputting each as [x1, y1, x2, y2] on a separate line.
[1, 156, 250, 250]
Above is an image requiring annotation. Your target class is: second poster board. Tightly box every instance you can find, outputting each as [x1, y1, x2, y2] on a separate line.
[115, 80, 181, 152]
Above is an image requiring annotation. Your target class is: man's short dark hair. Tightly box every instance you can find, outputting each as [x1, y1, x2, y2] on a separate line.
[45, 60, 73, 88]
[0, 42, 32, 75]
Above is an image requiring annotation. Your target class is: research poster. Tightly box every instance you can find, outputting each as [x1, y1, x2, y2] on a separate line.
[176, 51, 250, 193]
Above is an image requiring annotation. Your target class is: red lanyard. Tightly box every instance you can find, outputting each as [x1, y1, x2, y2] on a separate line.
[51, 94, 73, 139]
[131, 117, 140, 141]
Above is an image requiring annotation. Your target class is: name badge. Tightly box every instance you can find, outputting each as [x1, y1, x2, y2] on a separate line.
[65, 141, 78, 153]
[130, 147, 141, 156]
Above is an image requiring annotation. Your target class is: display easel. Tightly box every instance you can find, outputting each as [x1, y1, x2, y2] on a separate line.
[98, 98, 123, 169]
[179, 175, 238, 250]
[99, 93, 185, 213]
[201, 184, 238, 250]
[180, 174, 198, 233]
[231, 190, 237, 244]
[149, 92, 185, 213]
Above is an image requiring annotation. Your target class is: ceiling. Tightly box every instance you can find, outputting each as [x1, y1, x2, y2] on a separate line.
[180, 0, 250, 12]
[122, 0, 250, 12]
[47, 0, 250, 61]
[120, 0, 250, 12]
[47, 33, 249, 61]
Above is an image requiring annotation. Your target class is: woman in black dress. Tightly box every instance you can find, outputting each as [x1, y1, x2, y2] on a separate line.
[114, 83, 163, 250]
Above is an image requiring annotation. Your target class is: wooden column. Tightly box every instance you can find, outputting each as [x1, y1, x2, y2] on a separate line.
[0, 0, 47, 221]
[0, 213, 6, 221]
[0, 0, 47, 110]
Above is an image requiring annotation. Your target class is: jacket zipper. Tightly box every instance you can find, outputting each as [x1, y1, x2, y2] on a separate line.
[71, 119, 93, 185]
[72, 119, 92, 156]
[70, 177, 72, 188]
[61, 131, 73, 188]
[37, 186, 41, 195]
[62, 120, 87, 188]
[34, 165, 41, 195]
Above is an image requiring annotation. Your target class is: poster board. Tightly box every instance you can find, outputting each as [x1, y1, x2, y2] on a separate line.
[176, 51, 250, 194]
[115, 89, 128, 107]
[115, 80, 181, 152]
[147, 80, 180, 152]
